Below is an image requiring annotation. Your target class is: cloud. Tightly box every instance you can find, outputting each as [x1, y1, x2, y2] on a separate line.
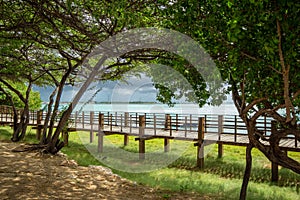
[34, 73, 158, 103]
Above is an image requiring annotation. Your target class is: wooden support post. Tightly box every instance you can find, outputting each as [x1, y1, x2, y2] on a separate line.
[218, 144, 223, 158]
[164, 138, 170, 152]
[139, 115, 145, 160]
[197, 117, 205, 169]
[218, 115, 224, 158]
[124, 134, 129, 146]
[90, 111, 94, 143]
[124, 112, 129, 127]
[62, 130, 69, 146]
[36, 110, 43, 140]
[98, 113, 104, 153]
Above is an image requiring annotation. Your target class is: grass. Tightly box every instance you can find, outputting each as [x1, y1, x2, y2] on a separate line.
[1, 126, 299, 199]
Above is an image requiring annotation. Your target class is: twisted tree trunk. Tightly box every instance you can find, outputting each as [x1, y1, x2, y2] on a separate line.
[240, 144, 253, 200]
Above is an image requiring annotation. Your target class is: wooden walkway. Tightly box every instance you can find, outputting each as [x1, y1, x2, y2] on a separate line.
[1, 105, 300, 181]
[0, 105, 299, 153]
[68, 111, 299, 151]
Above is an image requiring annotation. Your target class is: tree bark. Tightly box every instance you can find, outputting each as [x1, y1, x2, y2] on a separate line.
[240, 144, 253, 200]
[11, 82, 32, 141]
[46, 55, 108, 154]
[40, 87, 57, 144]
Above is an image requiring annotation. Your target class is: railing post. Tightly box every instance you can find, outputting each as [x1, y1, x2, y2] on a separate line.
[190, 114, 192, 132]
[129, 115, 132, 134]
[0, 106, 2, 121]
[218, 115, 224, 158]
[165, 114, 171, 131]
[75, 111, 78, 128]
[98, 113, 104, 153]
[184, 116, 187, 137]
[264, 115, 267, 136]
[153, 114, 157, 135]
[36, 110, 43, 140]
[135, 113, 138, 127]
[144, 113, 147, 128]
[139, 115, 145, 160]
[110, 114, 113, 131]
[124, 112, 129, 127]
[5, 106, 8, 122]
[176, 114, 179, 131]
[234, 115, 237, 142]
[169, 116, 172, 136]
[120, 114, 123, 132]
[82, 111, 85, 128]
[90, 111, 94, 143]
[197, 117, 205, 169]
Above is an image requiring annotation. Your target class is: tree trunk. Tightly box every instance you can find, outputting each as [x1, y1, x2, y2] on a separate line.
[42, 66, 73, 145]
[40, 87, 57, 144]
[46, 55, 107, 154]
[240, 144, 253, 200]
[11, 82, 32, 141]
[0, 84, 20, 141]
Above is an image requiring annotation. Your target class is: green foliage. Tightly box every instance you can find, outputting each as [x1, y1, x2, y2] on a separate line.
[0, 82, 42, 110]
[158, 0, 300, 110]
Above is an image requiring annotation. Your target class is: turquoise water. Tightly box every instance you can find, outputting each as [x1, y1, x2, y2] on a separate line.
[72, 102, 238, 115]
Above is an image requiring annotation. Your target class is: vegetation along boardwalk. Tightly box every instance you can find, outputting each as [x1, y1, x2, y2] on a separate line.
[0, 105, 299, 181]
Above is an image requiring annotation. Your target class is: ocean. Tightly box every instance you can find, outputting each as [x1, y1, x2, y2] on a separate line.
[71, 102, 238, 116]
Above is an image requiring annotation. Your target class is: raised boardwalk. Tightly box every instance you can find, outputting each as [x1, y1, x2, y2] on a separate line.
[0, 105, 299, 152]
[1, 105, 299, 180]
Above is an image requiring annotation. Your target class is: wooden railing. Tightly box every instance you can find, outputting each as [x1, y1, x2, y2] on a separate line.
[0, 105, 298, 150]
[1, 104, 299, 181]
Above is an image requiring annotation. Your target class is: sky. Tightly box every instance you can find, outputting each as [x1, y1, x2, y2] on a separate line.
[35, 74, 158, 103]
[35, 73, 232, 105]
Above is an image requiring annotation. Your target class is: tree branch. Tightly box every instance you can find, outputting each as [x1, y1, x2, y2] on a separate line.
[242, 98, 268, 115]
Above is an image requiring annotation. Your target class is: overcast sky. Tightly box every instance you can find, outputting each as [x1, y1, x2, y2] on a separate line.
[35, 74, 158, 103]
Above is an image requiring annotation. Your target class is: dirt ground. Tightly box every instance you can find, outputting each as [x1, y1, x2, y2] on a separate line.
[0, 141, 209, 200]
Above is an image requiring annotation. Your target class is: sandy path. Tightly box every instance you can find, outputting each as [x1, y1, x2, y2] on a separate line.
[0, 141, 208, 200]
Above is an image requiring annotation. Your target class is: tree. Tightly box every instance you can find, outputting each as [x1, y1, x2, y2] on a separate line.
[161, 1, 300, 199]
[0, 34, 48, 141]
[0, 82, 41, 109]
[1, 0, 167, 153]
